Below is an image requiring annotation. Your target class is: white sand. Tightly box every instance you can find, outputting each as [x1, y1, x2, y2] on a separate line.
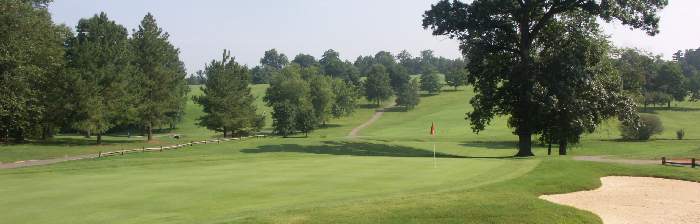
[540, 176, 700, 224]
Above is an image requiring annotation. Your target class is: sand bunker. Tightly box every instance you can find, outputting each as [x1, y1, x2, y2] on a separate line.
[540, 176, 700, 224]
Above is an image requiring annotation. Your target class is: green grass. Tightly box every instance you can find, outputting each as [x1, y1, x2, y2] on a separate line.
[1, 83, 700, 223]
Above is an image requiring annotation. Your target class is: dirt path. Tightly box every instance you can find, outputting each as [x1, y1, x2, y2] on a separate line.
[573, 155, 658, 165]
[348, 104, 394, 139]
[0, 154, 98, 169]
[540, 176, 700, 224]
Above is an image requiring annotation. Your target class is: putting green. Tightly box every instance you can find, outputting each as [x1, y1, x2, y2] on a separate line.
[0, 141, 538, 224]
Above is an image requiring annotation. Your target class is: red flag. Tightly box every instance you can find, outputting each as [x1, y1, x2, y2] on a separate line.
[430, 122, 436, 136]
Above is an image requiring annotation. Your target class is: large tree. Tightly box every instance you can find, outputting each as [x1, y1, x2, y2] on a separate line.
[194, 50, 260, 137]
[535, 14, 637, 155]
[423, 0, 666, 156]
[0, 0, 68, 142]
[396, 78, 421, 110]
[309, 75, 335, 126]
[131, 13, 188, 141]
[264, 66, 313, 137]
[66, 12, 134, 144]
[364, 64, 393, 106]
[260, 48, 288, 69]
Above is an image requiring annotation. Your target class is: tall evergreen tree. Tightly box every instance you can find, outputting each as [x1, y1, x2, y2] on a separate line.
[194, 50, 259, 137]
[131, 13, 188, 141]
[66, 12, 133, 144]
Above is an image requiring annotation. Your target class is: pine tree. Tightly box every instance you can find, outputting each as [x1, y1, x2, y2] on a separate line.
[66, 12, 134, 144]
[131, 13, 188, 141]
[194, 50, 259, 137]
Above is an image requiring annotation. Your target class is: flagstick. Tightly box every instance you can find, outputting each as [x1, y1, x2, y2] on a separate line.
[433, 142, 436, 168]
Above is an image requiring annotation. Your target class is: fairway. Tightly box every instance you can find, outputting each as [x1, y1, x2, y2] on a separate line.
[0, 139, 538, 224]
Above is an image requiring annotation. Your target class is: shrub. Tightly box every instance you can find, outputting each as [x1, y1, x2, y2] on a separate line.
[620, 114, 664, 140]
[676, 129, 685, 140]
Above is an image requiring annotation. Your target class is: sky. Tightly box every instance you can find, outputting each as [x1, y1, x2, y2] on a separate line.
[48, 0, 700, 74]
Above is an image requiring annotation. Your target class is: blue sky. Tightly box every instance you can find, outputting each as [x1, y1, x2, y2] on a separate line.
[49, 0, 700, 74]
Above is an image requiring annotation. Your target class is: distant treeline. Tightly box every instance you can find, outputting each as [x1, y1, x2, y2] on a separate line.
[616, 48, 700, 108]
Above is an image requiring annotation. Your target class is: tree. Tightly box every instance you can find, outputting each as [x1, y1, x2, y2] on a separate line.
[260, 48, 288, 69]
[388, 64, 411, 91]
[420, 73, 442, 94]
[331, 79, 360, 118]
[292, 54, 318, 68]
[0, 0, 69, 142]
[66, 12, 134, 144]
[250, 65, 278, 84]
[652, 62, 686, 107]
[535, 15, 637, 155]
[423, 0, 666, 156]
[194, 50, 259, 137]
[319, 49, 360, 84]
[364, 64, 393, 106]
[309, 75, 335, 126]
[444, 59, 468, 90]
[131, 13, 189, 141]
[264, 66, 313, 137]
[395, 78, 420, 110]
[397, 50, 420, 74]
[354, 55, 375, 76]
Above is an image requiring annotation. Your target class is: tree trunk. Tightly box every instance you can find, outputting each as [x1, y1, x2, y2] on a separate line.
[515, 132, 534, 157]
[668, 101, 671, 108]
[547, 142, 552, 155]
[558, 140, 568, 155]
[85, 130, 91, 138]
[223, 127, 228, 138]
[147, 124, 153, 141]
[96, 133, 102, 145]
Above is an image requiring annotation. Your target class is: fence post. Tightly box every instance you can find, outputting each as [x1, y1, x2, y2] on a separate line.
[692, 158, 696, 168]
[142, 146, 145, 152]
[160, 146, 163, 152]
[98, 151, 101, 158]
[662, 157, 666, 165]
[121, 151, 124, 156]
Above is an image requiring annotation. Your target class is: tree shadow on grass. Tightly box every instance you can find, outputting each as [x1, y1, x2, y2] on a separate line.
[0, 135, 142, 147]
[241, 141, 465, 158]
[460, 141, 517, 150]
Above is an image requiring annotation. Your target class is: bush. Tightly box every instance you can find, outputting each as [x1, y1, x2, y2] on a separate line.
[620, 114, 664, 140]
[676, 129, 685, 140]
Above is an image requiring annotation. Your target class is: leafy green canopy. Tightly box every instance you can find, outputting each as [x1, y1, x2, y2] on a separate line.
[0, 0, 67, 141]
[364, 64, 394, 106]
[423, 0, 666, 156]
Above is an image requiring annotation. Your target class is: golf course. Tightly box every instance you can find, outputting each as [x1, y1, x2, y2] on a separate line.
[4, 0, 700, 223]
[1, 85, 699, 223]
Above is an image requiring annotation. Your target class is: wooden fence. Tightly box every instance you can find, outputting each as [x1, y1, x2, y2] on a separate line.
[97, 135, 266, 158]
[661, 157, 698, 168]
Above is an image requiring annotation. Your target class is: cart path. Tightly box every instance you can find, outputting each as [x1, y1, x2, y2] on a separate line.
[0, 154, 98, 169]
[348, 104, 395, 139]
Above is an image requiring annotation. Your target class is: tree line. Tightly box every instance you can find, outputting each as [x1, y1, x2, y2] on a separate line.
[1, 0, 188, 144]
[616, 47, 700, 108]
